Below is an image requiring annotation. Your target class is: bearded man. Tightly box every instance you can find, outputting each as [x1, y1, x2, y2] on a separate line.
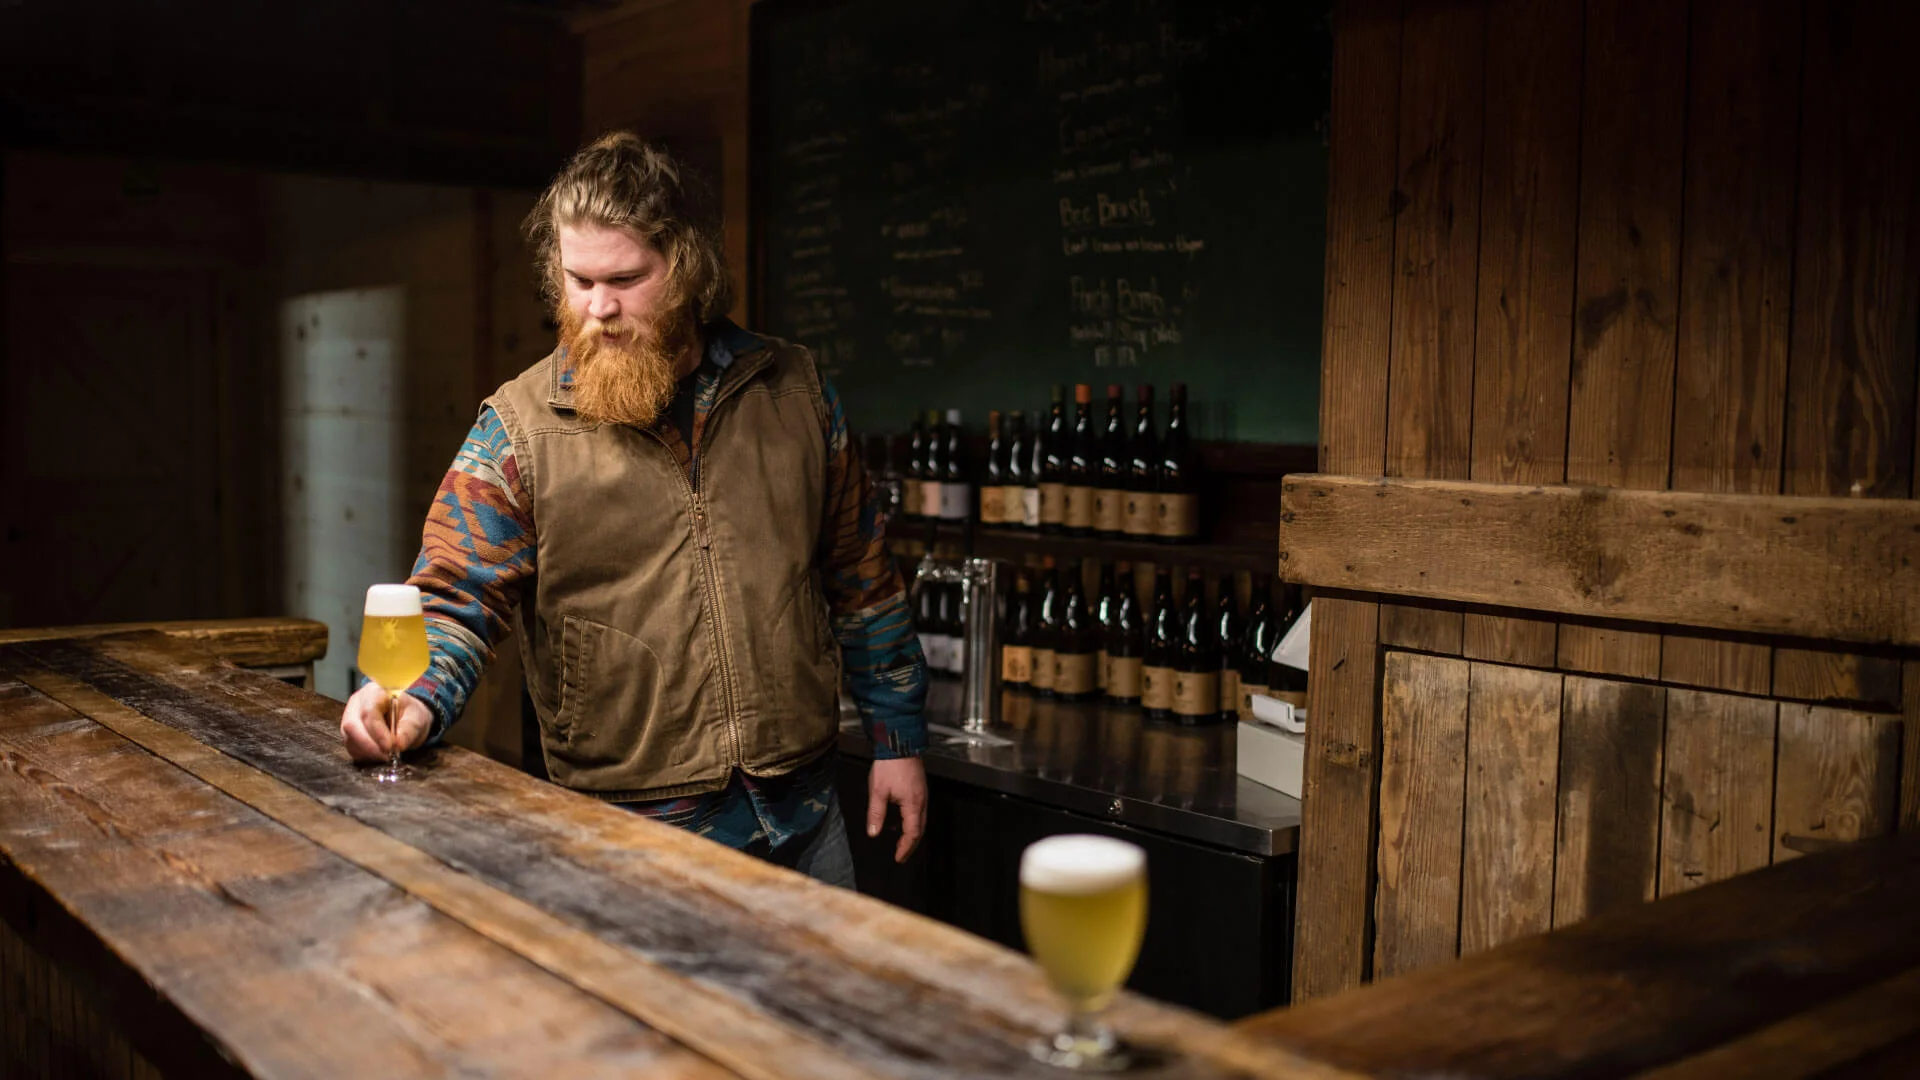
[338, 133, 928, 884]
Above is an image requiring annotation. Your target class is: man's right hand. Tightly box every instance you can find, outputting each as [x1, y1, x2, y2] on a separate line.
[340, 683, 433, 762]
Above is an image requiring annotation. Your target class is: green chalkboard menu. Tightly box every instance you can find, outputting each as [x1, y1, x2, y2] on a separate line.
[750, 0, 1330, 443]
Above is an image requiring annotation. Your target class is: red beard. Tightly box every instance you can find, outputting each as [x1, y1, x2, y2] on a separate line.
[559, 301, 698, 428]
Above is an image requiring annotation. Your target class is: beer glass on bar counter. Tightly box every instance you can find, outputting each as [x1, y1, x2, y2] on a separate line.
[358, 584, 430, 783]
[1020, 834, 1148, 1071]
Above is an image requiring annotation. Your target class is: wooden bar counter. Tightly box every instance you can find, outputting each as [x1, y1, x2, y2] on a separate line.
[0, 629, 1339, 1079]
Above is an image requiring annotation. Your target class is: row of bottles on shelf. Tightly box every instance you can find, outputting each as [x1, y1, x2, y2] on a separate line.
[910, 552, 1307, 726]
[873, 381, 1203, 543]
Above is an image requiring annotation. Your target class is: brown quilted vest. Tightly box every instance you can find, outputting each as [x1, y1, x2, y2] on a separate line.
[485, 331, 840, 801]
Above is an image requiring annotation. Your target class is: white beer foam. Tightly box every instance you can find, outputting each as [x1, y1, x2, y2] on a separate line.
[1020, 834, 1145, 895]
[364, 584, 423, 618]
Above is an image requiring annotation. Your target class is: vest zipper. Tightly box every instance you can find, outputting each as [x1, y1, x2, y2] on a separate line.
[644, 429, 744, 767]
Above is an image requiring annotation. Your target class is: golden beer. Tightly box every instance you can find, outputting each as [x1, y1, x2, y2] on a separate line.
[1019, 836, 1147, 1014]
[358, 613, 429, 691]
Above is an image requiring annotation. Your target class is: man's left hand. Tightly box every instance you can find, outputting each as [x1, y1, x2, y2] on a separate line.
[867, 756, 927, 863]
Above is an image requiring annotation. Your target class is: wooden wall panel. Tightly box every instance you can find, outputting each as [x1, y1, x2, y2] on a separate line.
[1378, 0, 1483, 656]
[1661, 0, 1802, 697]
[1907, 662, 1920, 831]
[1460, 0, 1580, 668]
[1552, 676, 1664, 925]
[1374, 651, 1469, 978]
[1775, 0, 1920, 703]
[1659, 690, 1777, 896]
[1557, 0, 1688, 681]
[1460, 663, 1561, 955]
[1292, 0, 1404, 1005]
[1773, 706, 1903, 860]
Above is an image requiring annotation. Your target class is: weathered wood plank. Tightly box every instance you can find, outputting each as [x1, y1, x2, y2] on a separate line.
[1632, 964, 1920, 1080]
[1294, 595, 1386, 1003]
[1460, 0, 1580, 669]
[1460, 662, 1561, 955]
[1317, 0, 1402, 481]
[1374, 651, 1469, 978]
[1294, 0, 1403, 1005]
[1553, 676, 1664, 925]
[1237, 832, 1920, 1079]
[0, 617, 327, 668]
[1776, 0, 1920, 704]
[1660, 0, 1801, 698]
[1773, 705, 1902, 861]
[1659, 689, 1777, 897]
[1559, 0, 1687, 679]
[0, 675, 723, 1080]
[1378, 0, 1483, 656]
[4, 633, 1337, 1080]
[1277, 475, 1920, 647]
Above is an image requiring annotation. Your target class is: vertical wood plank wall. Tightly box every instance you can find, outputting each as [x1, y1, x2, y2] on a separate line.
[1297, 0, 1920, 999]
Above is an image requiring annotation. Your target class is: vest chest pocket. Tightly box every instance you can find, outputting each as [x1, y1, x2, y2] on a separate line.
[555, 614, 689, 768]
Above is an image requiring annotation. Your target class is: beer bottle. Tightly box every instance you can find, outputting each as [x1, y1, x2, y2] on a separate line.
[904, 413, 926, 524]
[1053, 560, 1099, 701]
[1105, 562, 1145, 705]
[1171, 569, 1220, 724]
[1141, 566, 1177, 721]
[1001, 568, 1035, 691]
[1271, 583, 1309, 706]
[921, 409, 946, 520]
[1124, 385, 1158, 538]
[1155, 383, 1199, 543]
[1216, 575, 1243, 720]
[981, 410, 1005, 527]
[1002, 411, 1029, 529]
[1094, 384, 1128, 538]
[1093, 560, 1116, 693]
[1032, 556, 1060, 697]
[1238, 573, 1276, 719]
[1064, 384, 1096, 536]
[1039, 386, 1069, 534]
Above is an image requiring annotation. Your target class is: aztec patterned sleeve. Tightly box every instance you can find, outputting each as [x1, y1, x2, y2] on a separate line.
[816, 376, 929, 759]
[404, 406, 536, 738]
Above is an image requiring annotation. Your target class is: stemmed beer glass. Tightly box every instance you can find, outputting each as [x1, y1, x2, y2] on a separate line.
[357, 584, 430, 783]
[1020, 834, 1148, 1070]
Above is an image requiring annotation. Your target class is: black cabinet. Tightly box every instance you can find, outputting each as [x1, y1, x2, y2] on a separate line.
[836, 758, 1292, 1020]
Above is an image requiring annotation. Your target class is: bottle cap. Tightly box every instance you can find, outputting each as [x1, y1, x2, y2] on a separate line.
[1051, 385, 1066, 403]
[1107, 384, 1123, 397]
[945, 408, 962, 424]
[1074, 383, 1091, 404]
[1137, 384, 1154, 403]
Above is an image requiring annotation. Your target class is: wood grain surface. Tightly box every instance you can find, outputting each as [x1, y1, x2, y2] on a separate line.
[1552, 675, 1665, 925]
[1278, 475, 1920, 646]
[1459, 662, 1560, 954]
[0, 632, 1347, 1080]
[0, 617, 327, 668]
[1238, 831, 1920, 1079]
[1373, 651, 1468, 978]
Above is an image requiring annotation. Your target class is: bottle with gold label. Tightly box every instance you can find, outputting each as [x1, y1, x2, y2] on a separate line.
[1238, 573, 1276, 720]
[1124, 385, 1158, 539]
[1093, 561, 1115, 693]
[922, 409, 947, 519]
[1001, 568, 1036, 692]
[981, 410, 1005, 527]
[1039, 386, 1069, 534]
[1064, 384, 1096, 537]
[1105, 561, 1144, 705]
[1154, 382, 1199, 543]
[903, 413, 926, 525]
[1003, 411, 1030, 529]
[1054, 560, 1099, 701]
[1094, 384, 1128, 539]
[1032, 557, 1060, 698]
[1171, 570, 1220, 725]
[1216, 575, 1243, 720]
[1141, 566, 1177, 721]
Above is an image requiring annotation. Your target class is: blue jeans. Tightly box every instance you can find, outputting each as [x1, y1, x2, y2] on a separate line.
[757, 789, 857, 889]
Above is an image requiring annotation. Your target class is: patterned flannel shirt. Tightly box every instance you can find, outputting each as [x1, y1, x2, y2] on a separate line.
[403, 319, 926, 852]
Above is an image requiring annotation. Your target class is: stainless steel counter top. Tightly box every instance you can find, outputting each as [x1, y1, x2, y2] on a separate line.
[838, 679, 1301, 858]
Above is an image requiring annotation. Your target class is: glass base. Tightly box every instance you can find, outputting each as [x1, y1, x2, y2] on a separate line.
[1030, 1028, 1130, 1072]
[368, 761, 412, 783]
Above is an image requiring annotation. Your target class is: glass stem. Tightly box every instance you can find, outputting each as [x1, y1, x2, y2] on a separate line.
[387, 694, 402, 769]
